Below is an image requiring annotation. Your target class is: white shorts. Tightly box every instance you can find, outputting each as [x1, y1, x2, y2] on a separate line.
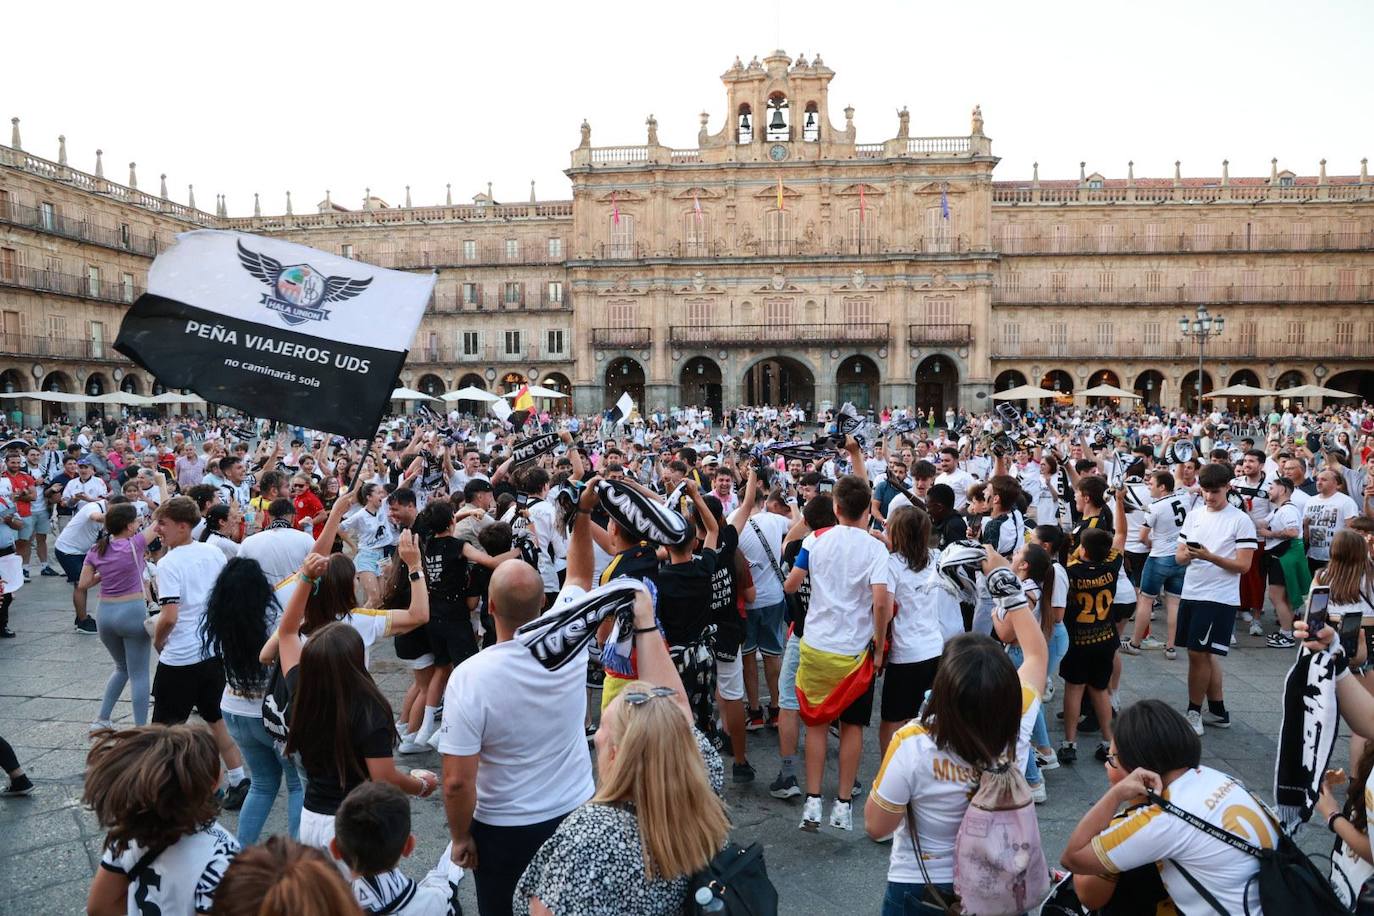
[716, 652, 744, 702]
[408, 654, 436, 671]
[299, 808, 348, 876]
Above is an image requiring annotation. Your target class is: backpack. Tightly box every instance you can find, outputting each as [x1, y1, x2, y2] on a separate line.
[260, 660, 293, 750]
[1147, 789, 1350, 916]
[684, 841, 778, 916]
[908, 761, 1052, 916]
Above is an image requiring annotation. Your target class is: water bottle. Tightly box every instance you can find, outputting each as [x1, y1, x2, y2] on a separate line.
[693, 886, 725, 914]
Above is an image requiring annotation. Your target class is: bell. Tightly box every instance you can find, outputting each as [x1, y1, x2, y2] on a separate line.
[769, 109, 786, 131]
[805, 111, 816, 128]
[739, 113, 751, 131]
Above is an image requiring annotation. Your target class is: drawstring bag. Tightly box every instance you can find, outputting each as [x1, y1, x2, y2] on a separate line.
[952, 762, 1052, 916]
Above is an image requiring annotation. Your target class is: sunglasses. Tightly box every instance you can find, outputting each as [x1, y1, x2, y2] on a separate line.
[622, 686, 675, 706]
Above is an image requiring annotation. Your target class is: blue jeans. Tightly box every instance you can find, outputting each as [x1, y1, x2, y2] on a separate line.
[224, 711, 303, 843]
[882, 881, 955, 915]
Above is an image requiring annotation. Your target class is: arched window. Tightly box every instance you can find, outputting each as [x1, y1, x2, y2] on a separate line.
[737, 104, 753, 144]
[802, 102, 820, 142]
[765, 94, 790, 141]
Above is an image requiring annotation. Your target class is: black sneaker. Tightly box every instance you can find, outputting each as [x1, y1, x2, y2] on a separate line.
[732, 761, 756, 784]
[1203, 710, 1231, 729]
[745, 708, 765, 731]
[766, 706, 780, 728]
[1057, 742, 1078, 765]
[74, 617, 97, 635]
[40, 567, 62, 577]
[0, 627, 15, 638]
[1079, 708, 1100, 733]
[2, 776, 34, 798]
[769, 773, 802, 799]
[220, 778, 251, 811]
[1094, 742, 1111, 762]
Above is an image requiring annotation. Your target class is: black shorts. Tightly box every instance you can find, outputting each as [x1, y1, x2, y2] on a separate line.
[1176, 599, 1237, 656]
[1124, 552, 1148, 588]
[428, 615, 478, 668]
[152, 657, 226, 725]
[1112, 602, 1136, 624]
[837, 675, 876, 727]
[1266, 552, 1288, 587]
[1059, 641, 1117, 690]
[880, 657, 940, 723]
[394, 625, 431, 661]
[1309, 558, 1329, 578]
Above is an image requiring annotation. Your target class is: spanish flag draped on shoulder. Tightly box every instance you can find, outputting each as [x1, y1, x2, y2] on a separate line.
[114, 230, 434, 438]
[795, 642, 874, 726]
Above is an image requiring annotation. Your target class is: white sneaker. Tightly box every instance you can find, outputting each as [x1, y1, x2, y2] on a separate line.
[1035, 748, 1060, 771]
[829, 798, 854, 831]
[1029, 781, 1048, 805]
[1248, 621, 1265, 637]
[89, 720, 113, 735]
[1185, 709, 1204, 736]
[1139, 636, 1166, 650]
[799, 796, 823, 832]
[1230, 633, 1237, 646]
[426, 729, 443, 751]
[1044, 680, 1056, 701]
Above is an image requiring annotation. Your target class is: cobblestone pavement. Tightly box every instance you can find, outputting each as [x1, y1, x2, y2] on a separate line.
[0, 575, 1330, 914]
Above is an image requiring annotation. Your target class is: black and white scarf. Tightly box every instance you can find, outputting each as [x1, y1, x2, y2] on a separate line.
[516, 578, 648, 672]
[1275, 647, 1342, 832]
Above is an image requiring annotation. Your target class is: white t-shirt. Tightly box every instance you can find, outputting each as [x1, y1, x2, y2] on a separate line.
[436, 587, 595, 826]
[935, 468, 975, 511]
[871, 682, 1040, 885]
[737, 511, 791, 609]
[155, 540, 229, 666]
[238, 527, 314, 586]
[1230, 472, 1272, 528]
[204, 531, 240, 561]
[1304, 491, 1360, 561]
[1178, 504, 1257, 604]
[54, 499, 107, 555]
[62, 475, 108, 505]
[1142, 492, 1189, 559]
[1263, 503, 1302, 552]
[99, 821, 240, 915]
[1122, 481, 1153, 554]
[798, 525, 892, 655]
[886, 550, 956, 663]
[1050, 562, 1069, 612]
[1091, 766, 1269, 916]
[343, 507, 396, 552]
[527, 498, 564, 593]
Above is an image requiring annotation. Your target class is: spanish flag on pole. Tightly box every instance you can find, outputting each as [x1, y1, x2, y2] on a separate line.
[794, 641, 875, 726]
[512, 384, 534, 412]
[776, 176, 785, 211]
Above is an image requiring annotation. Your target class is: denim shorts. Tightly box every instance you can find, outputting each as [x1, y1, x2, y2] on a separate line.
[1140, 555, 1186, 598]
[354, 548, 384, 576]
[743, 600, 786, 656]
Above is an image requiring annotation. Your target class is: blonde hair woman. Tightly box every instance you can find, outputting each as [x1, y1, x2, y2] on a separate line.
[514, 586, 730, 916]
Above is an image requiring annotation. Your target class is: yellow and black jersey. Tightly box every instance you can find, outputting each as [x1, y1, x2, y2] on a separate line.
[1066, 548, 1123, 646]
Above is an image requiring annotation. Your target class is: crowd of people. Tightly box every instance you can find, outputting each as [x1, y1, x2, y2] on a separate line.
[3, 394, 1374, 915]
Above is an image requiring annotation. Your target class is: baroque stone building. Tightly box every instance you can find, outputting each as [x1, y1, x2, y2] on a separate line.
[3, 51, 1372, 422]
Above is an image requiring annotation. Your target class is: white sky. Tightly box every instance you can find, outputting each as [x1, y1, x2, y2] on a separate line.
[8, 0, 1372, 215]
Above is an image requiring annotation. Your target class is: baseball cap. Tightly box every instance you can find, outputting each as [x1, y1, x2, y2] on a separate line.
[463, 478, 494, 501]
[702, 454, 720, 466]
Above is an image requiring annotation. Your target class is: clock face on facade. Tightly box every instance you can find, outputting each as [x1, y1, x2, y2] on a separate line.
[769, 143, 788, 161]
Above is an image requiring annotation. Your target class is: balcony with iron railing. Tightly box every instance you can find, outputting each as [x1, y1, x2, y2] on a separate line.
[668, 323, 890, 348]
[592, 327, 653, 349]
[217, 201, 573, 234]
[991, 337, 1371, 361]
[589, 235, 981, 261]
[991, 181, 1374, 205]
[908, 323, 973, 346]
[426, 287, 570, 314]
[572, 135, 982, 169]
[997, 230, 1374, 256]
[0, 264, 144, 305]
[991, 282, 1374, 306]
[0, 200, 165, 257]
[411, 342, 572, 364]
[1, 332, 129, 362]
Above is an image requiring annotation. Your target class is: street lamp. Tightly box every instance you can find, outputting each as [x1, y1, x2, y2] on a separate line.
[1178, 304, 1224, 411]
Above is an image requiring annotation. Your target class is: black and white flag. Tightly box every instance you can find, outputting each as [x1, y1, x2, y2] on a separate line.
[607, 391, 635, 424]
[114, 230, 434, 438]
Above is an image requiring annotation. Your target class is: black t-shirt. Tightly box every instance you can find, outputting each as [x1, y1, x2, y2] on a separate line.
[422, 535, 470, 620]
[932, 512, 969, 549]
[599, 544, 660, 587]
[656, 550, 717, 647]
[1070, 512, 1114, 553]
[49, 472, 77, 515]
[285, 666, 393, 816]
[1066, 549, 1123, 647]
[702, 527, 742, 653]
[782, 538, 811, 638]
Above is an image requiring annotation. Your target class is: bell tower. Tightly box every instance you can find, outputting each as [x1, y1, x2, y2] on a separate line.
[701, 51, 845, 158]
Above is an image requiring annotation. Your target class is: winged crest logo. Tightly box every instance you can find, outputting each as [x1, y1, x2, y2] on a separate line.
[237, 240, 372, 326]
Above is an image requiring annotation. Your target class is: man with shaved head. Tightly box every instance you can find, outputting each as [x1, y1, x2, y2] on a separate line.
[437, 557, 594, 916]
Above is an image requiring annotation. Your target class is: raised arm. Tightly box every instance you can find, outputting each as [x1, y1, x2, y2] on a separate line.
[562, 476, 602, 592]
[686, 478, 718, 550]
[1111, 488, 1128, 554]
[729, 465, 760, 533]
[311, 486, 356, 554]
[278, 552, 327, 675]
[386, 530, 431, 634]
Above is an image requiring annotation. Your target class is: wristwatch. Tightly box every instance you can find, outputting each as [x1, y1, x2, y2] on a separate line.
[409, 570, 422, 582]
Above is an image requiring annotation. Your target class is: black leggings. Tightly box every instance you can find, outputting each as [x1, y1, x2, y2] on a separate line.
[0, 735, 19, 774]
